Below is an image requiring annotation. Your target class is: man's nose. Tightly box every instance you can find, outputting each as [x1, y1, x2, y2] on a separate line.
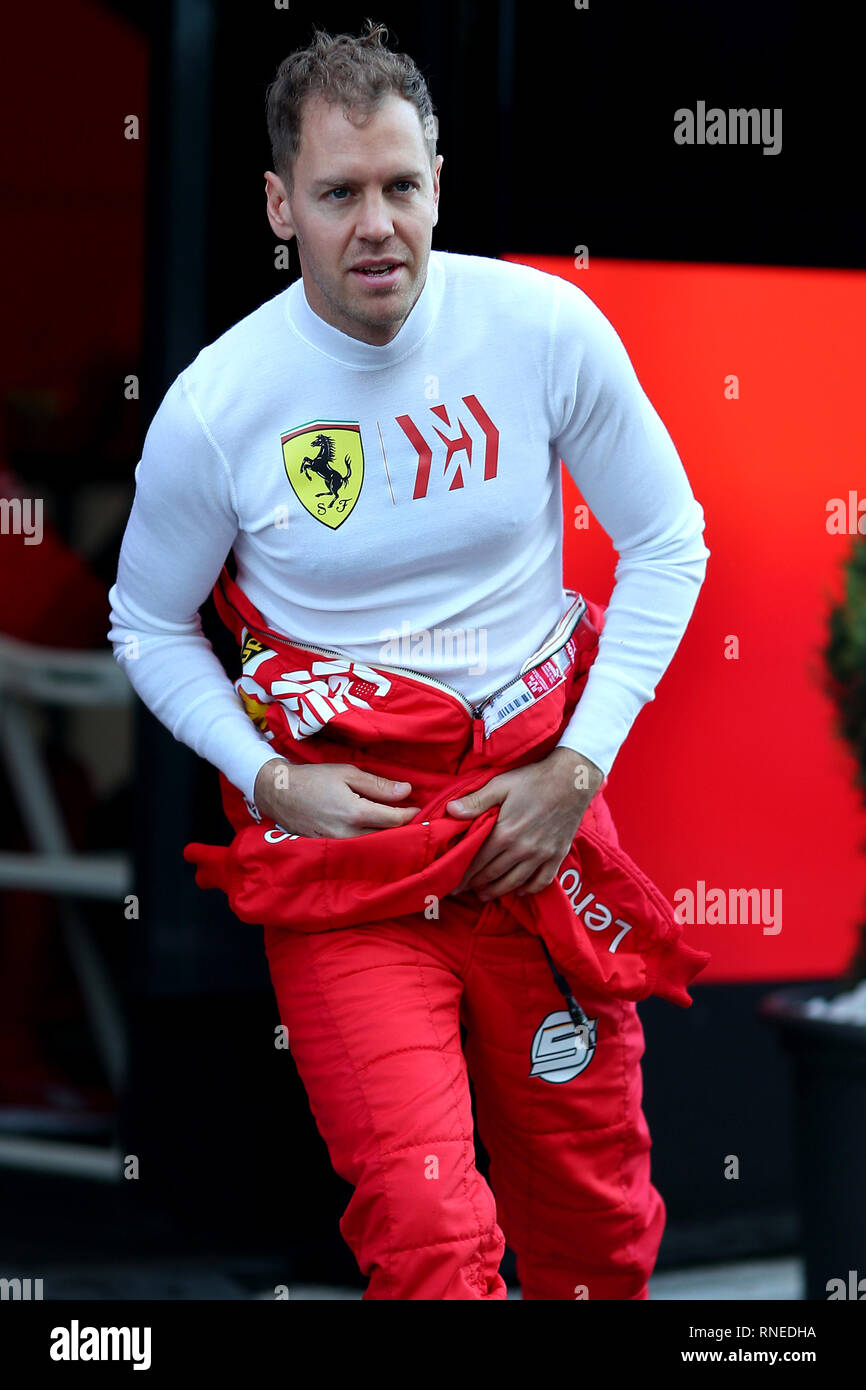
[354, 192, 395, 241]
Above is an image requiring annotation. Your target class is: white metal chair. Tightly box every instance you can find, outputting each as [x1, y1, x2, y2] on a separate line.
[0, 633, 133, 1179]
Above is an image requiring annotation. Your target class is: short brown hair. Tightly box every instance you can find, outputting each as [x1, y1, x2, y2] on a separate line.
[265, 19, 438, 193]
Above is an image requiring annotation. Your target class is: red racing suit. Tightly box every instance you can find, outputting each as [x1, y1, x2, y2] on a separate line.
[184, 564, 710, 1300]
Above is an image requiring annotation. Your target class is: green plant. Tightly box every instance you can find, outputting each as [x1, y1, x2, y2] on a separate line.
[823, 532, 866, 983]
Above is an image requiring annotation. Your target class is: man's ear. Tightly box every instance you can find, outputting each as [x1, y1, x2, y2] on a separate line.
[264, 170, 295, 240]
[431, 154, 444, 227]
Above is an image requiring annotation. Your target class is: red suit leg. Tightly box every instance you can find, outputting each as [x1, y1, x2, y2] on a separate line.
[461, 917, 666, 1300]
[263, 906, 508, 1300]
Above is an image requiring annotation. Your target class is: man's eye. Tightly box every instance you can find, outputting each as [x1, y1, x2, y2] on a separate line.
[326, 187, 351, 200]
[393, 182, 415, 193]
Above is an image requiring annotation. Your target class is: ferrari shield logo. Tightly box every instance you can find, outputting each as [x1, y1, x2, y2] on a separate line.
[281, 420, 364, 529]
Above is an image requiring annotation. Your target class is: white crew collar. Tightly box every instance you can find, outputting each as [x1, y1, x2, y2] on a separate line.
[284, 251, 445, 370]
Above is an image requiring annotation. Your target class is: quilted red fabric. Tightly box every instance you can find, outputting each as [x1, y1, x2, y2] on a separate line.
[184, 565, 710, 1010]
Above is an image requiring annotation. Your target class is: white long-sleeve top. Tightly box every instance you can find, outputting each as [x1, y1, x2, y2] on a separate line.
[107, 251, 710, 806]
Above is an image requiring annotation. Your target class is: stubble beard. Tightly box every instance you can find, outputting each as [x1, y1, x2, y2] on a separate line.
[300, 235, 426, 342]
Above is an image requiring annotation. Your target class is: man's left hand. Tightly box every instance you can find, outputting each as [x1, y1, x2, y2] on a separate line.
[447, 747, 605, 901]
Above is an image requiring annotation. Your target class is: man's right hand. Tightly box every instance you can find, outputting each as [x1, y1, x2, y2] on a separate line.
[252, 757, 421, 839]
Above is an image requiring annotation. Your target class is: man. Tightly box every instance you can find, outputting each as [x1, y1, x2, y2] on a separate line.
[108, 21, 710, 1299]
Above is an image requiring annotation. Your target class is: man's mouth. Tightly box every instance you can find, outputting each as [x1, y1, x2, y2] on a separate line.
[350, 262, 404, 285]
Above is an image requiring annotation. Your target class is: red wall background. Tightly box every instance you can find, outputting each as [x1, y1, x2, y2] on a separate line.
[508, 254, 866, 984]
[0, 0, 147, 394]
[0, 0, 147, 642]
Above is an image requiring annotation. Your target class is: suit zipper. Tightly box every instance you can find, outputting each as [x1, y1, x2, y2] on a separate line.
[223, 580, 587, 750]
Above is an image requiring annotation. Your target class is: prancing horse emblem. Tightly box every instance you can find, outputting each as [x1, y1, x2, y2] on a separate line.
[281, 419, 365, 530]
